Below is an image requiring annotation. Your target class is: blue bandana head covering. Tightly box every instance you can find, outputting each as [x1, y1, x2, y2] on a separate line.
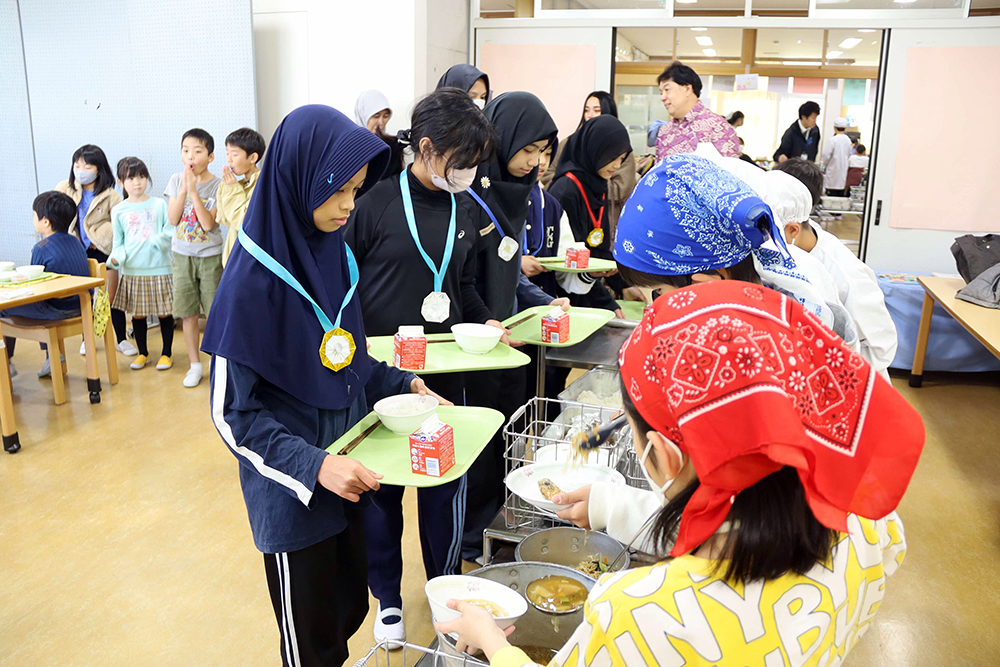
[614, 154, 836, 325]
[202, 104, 390, 410]
[614, 153, 786, 274]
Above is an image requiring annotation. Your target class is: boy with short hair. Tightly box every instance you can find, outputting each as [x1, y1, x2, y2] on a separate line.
[165, 128, 221, 388]
[2, 191, 90, 378]
[218, 127, 266, 267]
[776, 159, 898, 377]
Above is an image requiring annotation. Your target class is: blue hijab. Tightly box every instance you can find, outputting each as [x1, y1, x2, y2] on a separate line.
[202, 105, 390, 410]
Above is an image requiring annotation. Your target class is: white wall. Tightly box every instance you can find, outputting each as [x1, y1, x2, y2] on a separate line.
[252, 0, 468, 143]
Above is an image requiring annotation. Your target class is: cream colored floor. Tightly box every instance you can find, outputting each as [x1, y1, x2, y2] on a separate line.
[2, 328, 999, 666]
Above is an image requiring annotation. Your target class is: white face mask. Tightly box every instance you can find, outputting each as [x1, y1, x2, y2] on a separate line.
[638, 436, 685, 506]
[428, 159, 476, 194]
[74, 168, 98, 186]
[473, 98, 486, 110]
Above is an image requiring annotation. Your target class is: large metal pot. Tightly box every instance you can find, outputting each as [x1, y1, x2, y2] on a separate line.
[433, 562, 595, 665]
[514, 527, 630, 575]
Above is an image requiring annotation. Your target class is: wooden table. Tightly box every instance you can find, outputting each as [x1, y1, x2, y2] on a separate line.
[0, 275, 108, 453]
[910, 276, 1000, 387]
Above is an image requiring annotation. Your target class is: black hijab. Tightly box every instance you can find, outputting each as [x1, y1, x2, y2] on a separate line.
[473, 92, 558, 234]
[470, 91, 558, 319]
[550, 115, 631, 256]
[436, 64, 491, 102]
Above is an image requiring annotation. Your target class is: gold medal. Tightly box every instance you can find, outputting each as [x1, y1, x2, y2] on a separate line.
[320, 327, 357, 372]
[587, 228, 604, 247]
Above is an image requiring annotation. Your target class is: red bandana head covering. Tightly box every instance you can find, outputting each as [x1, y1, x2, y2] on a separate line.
[618, 280, 924, 557]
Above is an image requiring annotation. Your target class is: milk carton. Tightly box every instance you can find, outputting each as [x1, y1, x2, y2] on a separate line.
[409, 416, 455, 477]
[565, 247, 590, 269]
[541, 306, 570, 345]
[394, 325, 427, 370]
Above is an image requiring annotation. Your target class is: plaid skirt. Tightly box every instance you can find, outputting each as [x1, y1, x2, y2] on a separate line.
[112, 274, 173, 316]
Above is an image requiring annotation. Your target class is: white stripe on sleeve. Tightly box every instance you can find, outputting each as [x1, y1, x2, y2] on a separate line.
[212, 356, 314, 506]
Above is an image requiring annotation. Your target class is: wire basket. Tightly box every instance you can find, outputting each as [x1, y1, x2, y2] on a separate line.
[501, 396, 647, 532]
[352, 640, 485, 667]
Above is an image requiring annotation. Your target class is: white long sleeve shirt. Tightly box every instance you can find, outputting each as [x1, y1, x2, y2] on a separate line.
[822, 133, 853, 191]
[809, 227, 898, 374]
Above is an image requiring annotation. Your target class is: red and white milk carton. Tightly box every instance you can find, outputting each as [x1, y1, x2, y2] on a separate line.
[541, 306, 570, 345]
[565, 247, 590, 269]
[394, 325, 427, 370]
[409, 416, 455, 477]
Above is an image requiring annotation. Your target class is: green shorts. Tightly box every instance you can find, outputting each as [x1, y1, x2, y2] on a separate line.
[172, 253, 223, 319]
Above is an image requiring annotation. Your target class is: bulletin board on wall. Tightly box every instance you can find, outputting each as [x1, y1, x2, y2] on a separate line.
[0, 3, 39, 265]
[16, 0, 256, 242]
[888, 45, 1000, 232]
[479, 43, 598, 139]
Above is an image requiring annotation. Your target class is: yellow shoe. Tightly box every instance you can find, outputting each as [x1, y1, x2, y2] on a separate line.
[130, 354, 148, 370]
[156, 355, 173, 371]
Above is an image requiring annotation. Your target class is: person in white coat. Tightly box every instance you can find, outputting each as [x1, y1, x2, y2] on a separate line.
[821, 117, 853, 196]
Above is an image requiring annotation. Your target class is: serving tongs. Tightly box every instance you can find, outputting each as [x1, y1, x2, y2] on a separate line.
[569, 414, 627, 452]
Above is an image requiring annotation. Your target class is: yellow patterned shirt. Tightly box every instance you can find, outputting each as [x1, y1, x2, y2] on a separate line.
[493, 513, 906, 667]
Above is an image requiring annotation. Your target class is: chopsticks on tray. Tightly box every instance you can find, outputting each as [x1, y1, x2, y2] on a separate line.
[337, 421, 380, 456]
[505, 312, 538, 330]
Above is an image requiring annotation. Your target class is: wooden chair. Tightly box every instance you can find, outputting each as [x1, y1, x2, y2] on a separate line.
[1, 259, 119, 405]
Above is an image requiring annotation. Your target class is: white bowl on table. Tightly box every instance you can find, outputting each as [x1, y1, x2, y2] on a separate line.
[505, 462, 626, 514]
[17, 265, 45, 278]
[451, 323, 503, 355]
[0, 270, 19, 283]
[373, 394, 439, 435]
[425, 574, 528, 633]
[0, 262, 15, 272]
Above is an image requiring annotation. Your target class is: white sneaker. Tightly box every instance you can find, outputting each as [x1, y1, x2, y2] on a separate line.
[79, 340, 87, 356]
[373, 603, 405, 646]
[38, 354, 66, 378]
[183, 364, 203, 388]
[117, 340, 139, 357]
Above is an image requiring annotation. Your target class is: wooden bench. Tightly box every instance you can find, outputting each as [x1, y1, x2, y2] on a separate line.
[909, 276, 1000, 387]
[1, 259, 119, 405]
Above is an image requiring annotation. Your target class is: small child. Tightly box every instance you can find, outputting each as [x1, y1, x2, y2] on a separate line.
[2, 192, 89, 378]
[219, 127, 266, 267]
[165, 128, 221, 388]
[109, 157, 175, 372]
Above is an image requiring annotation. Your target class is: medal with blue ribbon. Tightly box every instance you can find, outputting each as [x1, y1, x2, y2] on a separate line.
[400, 171, 456, 323]
[238, 229, 359, 371]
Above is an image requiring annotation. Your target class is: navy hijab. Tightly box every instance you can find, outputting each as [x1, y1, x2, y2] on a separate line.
[202, 105, 390, 411]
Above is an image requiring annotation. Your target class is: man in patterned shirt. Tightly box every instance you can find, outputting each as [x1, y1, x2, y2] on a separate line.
[654, 61, 739, 161]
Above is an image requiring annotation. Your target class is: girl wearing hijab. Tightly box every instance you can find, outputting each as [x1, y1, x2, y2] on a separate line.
[461, 91, 567, 560]
[541, 93, 638, 253]
[354, 89, 404, 180]
[345, 88, 501, 644]
[548, 115, 633, 317]
[437, 279, 924, 667]
[436, 63, 491, 108]
[203, 105, 448, 667]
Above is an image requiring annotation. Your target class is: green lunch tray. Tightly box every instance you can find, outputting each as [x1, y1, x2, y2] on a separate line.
[617, 300, 648, 321]
[534, 256, 617, 274]
[326, 406, 504, 488]
[367, 334, 530, 374]
[0, 272, 56, 287]
[502, 306, 614, 348]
